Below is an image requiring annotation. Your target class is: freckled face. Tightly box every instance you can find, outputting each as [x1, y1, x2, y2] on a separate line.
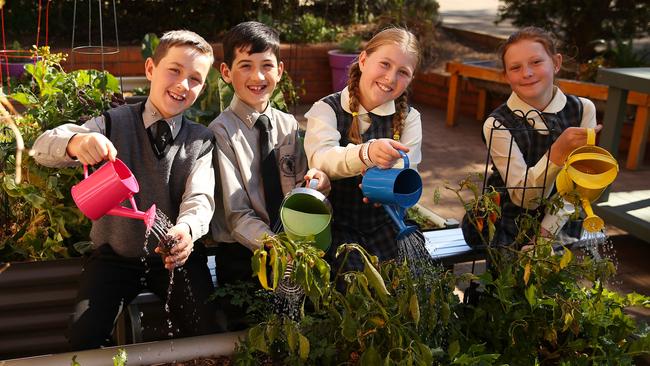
[220, 47, 283, 113]
[503, 39, 561, 110]
[145, 45, 212, 119]
[357, 43, 416, 111]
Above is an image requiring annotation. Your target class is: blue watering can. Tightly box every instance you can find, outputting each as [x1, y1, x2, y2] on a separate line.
[362, 151, 423, 239]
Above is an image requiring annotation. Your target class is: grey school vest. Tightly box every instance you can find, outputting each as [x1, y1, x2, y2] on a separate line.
[485, 94, 583, 246]
[90, 102, 214, 257]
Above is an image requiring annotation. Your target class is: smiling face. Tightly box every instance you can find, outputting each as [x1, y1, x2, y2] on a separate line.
[357, 43, 416, 112]
[503, 39, 562, 110]
[220, 47, 283, 112]
[145, 45, 212, 119]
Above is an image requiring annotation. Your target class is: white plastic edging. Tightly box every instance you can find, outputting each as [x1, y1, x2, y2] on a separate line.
[0, 331, 246, 366]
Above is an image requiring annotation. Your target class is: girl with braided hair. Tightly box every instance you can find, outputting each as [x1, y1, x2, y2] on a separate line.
[304, 27, 422, 271]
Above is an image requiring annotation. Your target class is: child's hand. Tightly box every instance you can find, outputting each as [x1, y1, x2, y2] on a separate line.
[550, 125, 603, 165]
[157, 223, 193, 270]
[368, 138, 409, 169]
[305, 168, 331, 196]
[67, 132, 117, 165]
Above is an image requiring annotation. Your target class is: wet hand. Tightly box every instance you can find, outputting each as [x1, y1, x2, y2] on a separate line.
[550, 125, 602, 165]
[67, 132, 117, 165]
[157, 223, 193, 270]
[305, 168, 331, 196]
[368, 139, 409, 169]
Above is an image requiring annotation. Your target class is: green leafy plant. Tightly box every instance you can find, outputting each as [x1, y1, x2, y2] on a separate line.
[275, 13, 341, 44]
[140, 33, 160, 61]
[184, 69, 302, 126]
[336, 35, 362, 54]
[497, 0, 649, 64]
[1, 47, 122, 261]
[236, 236, 460, 365]
[235, 174, 650, 364]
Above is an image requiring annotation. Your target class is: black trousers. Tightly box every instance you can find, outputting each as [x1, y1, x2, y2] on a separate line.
[67, 243, 217, 350]
[213, 242, 259, 331]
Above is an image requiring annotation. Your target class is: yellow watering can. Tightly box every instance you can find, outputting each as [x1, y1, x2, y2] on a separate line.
[555, 128, 618, 232]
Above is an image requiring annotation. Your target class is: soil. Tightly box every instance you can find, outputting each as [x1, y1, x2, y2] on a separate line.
[151, 356, 232, 366]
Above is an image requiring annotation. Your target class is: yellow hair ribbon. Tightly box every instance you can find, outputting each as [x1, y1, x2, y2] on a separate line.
[351, 112, 359, 117]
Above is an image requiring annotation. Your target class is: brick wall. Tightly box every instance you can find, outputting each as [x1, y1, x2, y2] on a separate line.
[59, 43, 335, 104]
[57, 46, 648, 161]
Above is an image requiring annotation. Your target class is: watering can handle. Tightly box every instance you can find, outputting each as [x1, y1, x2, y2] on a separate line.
[398, 150, 410, 169]
[586, 128, 595, 146]
[307, 178, 319, 190]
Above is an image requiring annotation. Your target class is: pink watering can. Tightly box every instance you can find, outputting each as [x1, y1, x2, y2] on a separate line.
[70, 158, 157, 230]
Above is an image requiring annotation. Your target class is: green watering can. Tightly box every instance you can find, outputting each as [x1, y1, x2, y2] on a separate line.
[280, 179, 332, 251]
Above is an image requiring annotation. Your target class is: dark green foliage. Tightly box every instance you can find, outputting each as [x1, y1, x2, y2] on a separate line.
[1, 48, 121, 261]
[497, 0, 650, 65]
[233, 177, 650, 365]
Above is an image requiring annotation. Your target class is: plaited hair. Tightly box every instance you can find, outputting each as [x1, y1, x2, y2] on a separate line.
[152, 30, 214, 66]
[346, 27, 420, 144]
[499, 26, 557, 71]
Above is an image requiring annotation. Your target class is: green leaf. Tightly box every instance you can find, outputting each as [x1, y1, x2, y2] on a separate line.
[525, 285, 537, 306]
[341, 311, 358, 341]
[448, 340, 460, 359]
[559, 248, 573, 269]
[112, 348, 127, 366]
[298, 333, 310, 361]
[285, 321, 298, 353]
[409, 293, 420, 326]
[360, 346, 381, 365]
[23, 193, 47, 208]
[361, 253, 390, 297]
[248, 325, 268, 353]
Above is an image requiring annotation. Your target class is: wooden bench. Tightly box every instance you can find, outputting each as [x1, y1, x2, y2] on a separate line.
[445, 61, 650, 170]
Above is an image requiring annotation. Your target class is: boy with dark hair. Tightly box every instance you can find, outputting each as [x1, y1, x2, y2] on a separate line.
[209, 21, 330, 330]
[32, 30, 218, 349]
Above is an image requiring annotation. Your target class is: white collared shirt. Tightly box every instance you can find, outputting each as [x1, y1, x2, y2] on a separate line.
[304, 87, 422, 180]
[483, 87, 596, 234]
[31, 99, 215, 241]
[209, 95, 308, 251]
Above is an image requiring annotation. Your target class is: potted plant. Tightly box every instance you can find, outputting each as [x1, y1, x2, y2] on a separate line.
[327, 35, 362, 92]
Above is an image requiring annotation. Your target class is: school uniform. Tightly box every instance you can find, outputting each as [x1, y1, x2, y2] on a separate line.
[304, 87, 422, 271]
[208, 94, 308, 330]
[32, 99, 218, 349]
[481, 87, 597, 246]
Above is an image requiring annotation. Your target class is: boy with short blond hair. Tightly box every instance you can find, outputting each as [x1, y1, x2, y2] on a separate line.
[33, 29, 218, 349]
[209, 21, 330, 330]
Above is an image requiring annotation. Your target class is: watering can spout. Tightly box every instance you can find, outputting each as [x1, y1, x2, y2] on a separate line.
[107, 204, 157, 231]
[383, 205, 417, 240]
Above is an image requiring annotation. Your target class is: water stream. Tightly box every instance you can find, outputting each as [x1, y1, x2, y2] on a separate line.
[272, 263, 304, 320]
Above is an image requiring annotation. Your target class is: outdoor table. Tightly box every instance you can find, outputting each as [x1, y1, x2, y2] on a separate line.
[594, 67, 650, 242]
[597, 67, 650, 175]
